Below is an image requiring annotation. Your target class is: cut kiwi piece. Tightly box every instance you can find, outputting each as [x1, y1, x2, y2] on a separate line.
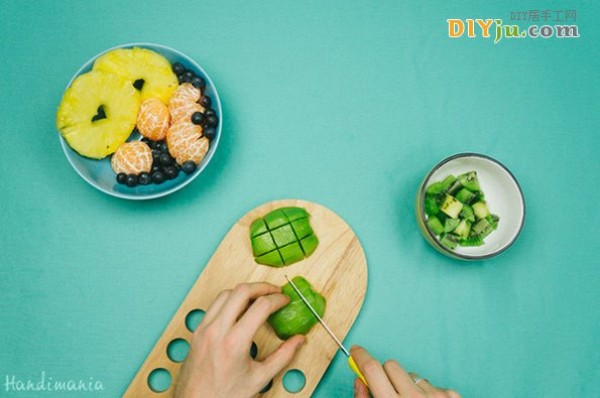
[440, 195, 463, 219]
[485, 214, 500, 230]
[472, 202, 490, 219]
[455, 188, 476, 205]
[446, 180, 463, 195]
[444, 218, 460, 233]
[460, 205, 475, 222]
[453, 219, 472, 238]
[427, 216, 445, 235]
[458, 171, 480, 191]
[440, 233, 459, 250]
[472, 218, 494, 238]
[424, 195, 440, 216]
[426, 181, 445, 195]
[459, 236, 484, 247]
[440, 175, 457, 192]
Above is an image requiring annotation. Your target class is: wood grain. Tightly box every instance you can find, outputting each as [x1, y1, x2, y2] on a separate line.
[123, 199, 368, 397]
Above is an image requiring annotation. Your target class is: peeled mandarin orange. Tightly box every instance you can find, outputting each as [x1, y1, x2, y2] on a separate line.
[168, 83, 204, 122]
[111, 141, 153, 174]
[166, 119, 210, 165]
[137, 98, 170, 141]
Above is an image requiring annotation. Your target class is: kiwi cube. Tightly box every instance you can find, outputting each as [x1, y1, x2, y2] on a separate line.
[291, 219, 313, 239]
[252, 233, 277, 256]
[472, 218, 494, 238]
[250, 218, 268, 238]
[427, 216, 445, 235]
[460, 205, 475, 222]
[300, 234, 319, 256]
[255, 250, 284, 267]
[458, 171, 481, 191]
[279, 242, 305, 265]
[444, 218, 460, 233]
[426, 181, 445, 195]
[282, 207, 308, 222]
[424, 195, 440, 216]
[440, 175, 457, 192]
[446, 180, 463, 195]
[440, 233, 459, 250]
[453, 219, 471, 238]
[472, 202, 490, 219]
[459, 236, 484, 247]
[264, 209, 289, 229]
[455, 188, 476, 205]
[271, 224, 297, 248]
[440, 195, 463, 219]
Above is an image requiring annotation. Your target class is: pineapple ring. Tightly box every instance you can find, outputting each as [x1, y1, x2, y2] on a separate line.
[168, 83, 204, 123]
[166, 119, 209, 165]
[137, 98, 170, 141]
[57, 70, 140, 159]
[93, 47, 178, 105]
[111, 141, 153, 175]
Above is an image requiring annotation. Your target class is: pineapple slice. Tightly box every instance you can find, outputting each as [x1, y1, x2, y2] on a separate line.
[57, 70, 140, 159]
[93, 47, 178, 104]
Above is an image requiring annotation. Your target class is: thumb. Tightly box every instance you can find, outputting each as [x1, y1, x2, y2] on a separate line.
[259, 335, 305, 380]
[354, 378, 369, 398]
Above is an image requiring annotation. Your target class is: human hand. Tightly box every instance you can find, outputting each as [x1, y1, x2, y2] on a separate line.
[351, 346, 460, 398]
[174, 282, 305, 398]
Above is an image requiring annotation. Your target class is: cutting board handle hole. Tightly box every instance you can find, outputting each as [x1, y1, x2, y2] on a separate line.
[185, 309, 206, 332]
[283, 369, 306, 393]
[250, 341, 258, 359]
[167, 338, 190, 363]
[147, 368, 171, 393]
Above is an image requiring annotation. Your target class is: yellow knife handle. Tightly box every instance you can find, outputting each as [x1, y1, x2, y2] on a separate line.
[348, 356, 368, 387]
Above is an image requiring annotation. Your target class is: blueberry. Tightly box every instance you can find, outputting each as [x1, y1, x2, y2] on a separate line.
[152, 171, 166, 184]
[183, 71, 194, 82]
[126, 174, 138, 187]
[191, 111, 204, 125]
[165, 166, 179, 180]
[191, 75, 205, 89]
[158, 141, 168, 153]
[173, 162, 181, 170]
[172, 62, 185, 76]
[182, 161, 196, 175]
[178, 74, 188, 84]
[138, 172, 151, 185]
[206, 115, 219, 127]
[204, 108, 216, 117]
[152, 149, 161, 161]
[152, 165, 162, 174]
[147, 140, 160, 150]
[116, 172, 127, 184]
[159, 152, 173, 166]
[199, 95, 211, 108]
[204, 127, 216, 140]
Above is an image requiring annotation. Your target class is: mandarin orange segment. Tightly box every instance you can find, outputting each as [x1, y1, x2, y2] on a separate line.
[111, 141, 153, 174]
[166, 120, 209, 165]
[137, 98, 170, 141]
[168, 83, 204, 122]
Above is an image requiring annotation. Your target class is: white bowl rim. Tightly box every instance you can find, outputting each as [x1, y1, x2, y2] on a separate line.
[419, 152, 526, 260]
[57, 42, 223, 200]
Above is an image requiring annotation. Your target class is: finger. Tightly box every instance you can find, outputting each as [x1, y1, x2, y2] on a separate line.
[354, 378, 370, 398]
[409, 373, 436, 394]
[198, 289, 231, 328]
[219, 282, 281, 326]
[350, 345, 397, 397]
[234, 293, 290, 344]
[384, 360, 420, 395]
[258, 335, 305, 382]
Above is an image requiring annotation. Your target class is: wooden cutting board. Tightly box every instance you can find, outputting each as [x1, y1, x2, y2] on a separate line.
[123, 199, 368, 397]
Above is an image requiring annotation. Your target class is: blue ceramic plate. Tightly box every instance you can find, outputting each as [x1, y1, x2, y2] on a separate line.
[58, 43, 222, 200]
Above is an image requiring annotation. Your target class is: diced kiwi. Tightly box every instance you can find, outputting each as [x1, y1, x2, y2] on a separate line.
[427, 216, 445, 235]
[472, 218, 494, 238]
[486, 214, 500, 230]
[440, 195, 463, 219]
[440, 233, 459, 250]
[444, 218, 460, 233]
[460, 205, 475, 222]
[446, 180, 463, 195]
[455, 188, 476, 205]
[424, 195, 440, 216]
[472, 202, 490, 219]
[458, 171, 480, 191]
[426, 181, 444, 195]
[453, 219, 471, 238]
[440, 175, 457, 192]
[459, 236, 484, 247]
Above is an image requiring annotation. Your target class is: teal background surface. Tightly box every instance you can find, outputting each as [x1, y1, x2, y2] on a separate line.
[1, 1, 599, 397]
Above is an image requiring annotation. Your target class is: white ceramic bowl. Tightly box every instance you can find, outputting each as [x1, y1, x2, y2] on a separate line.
[58, 43, 222, 200]
[416, 153, 525, 260]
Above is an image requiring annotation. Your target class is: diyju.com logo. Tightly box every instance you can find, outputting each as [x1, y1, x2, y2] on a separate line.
[447, 9, 580, 43]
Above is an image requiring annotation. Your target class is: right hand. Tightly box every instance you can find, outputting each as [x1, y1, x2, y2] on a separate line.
[351, 345, 460, 398]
